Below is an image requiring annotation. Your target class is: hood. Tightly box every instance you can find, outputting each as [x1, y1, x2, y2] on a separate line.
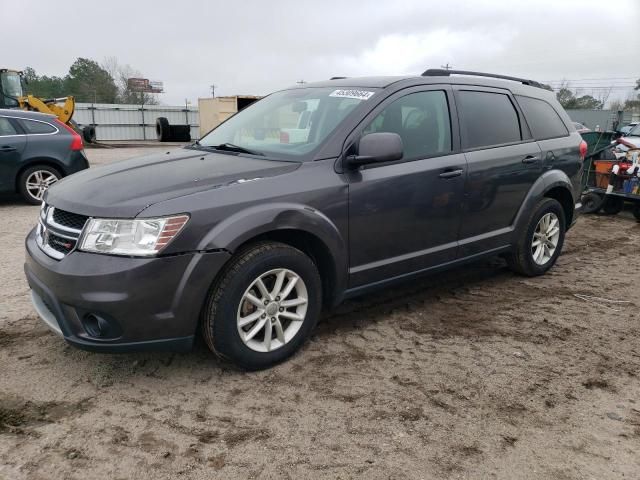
[45, 147, 300, 217]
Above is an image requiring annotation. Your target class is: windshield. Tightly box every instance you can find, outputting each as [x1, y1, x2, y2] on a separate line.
[0, 72, 23, 106]
[198, 87, 377, 160]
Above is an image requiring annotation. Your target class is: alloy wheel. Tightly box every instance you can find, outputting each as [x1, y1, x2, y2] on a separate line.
[25, 170, 58, 202]
[531, 212, 560, 265]
[237, 268, 308, 353]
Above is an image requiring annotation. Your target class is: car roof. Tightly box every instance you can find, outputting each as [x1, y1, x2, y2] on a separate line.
[0, 108, 57, 121]
[291, 73, 553, 99]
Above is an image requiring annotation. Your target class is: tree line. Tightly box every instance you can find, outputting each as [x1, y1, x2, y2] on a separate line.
[541, 78, 640, 111]
[22, 57, 159, 105]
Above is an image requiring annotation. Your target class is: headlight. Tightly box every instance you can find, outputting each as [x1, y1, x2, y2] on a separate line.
[79, 215, 189, 256]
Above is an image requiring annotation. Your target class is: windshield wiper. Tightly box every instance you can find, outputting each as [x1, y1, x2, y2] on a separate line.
[210, 143, 264, 156]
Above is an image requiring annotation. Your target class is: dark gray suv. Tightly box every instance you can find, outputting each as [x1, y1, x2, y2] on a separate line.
[24, 70, 584, 369]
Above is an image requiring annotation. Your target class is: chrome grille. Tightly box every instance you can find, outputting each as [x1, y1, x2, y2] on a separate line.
[52, 209, 88, 230]
[36, 204, 87, 260]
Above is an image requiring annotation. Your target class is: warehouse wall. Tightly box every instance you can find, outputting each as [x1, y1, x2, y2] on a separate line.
[73, 103, 200, 141]
[565, 109, 633, 131]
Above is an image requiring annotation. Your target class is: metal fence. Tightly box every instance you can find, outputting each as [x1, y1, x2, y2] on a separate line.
[565, 109, 635, 131]
[73, 103, 200, 141]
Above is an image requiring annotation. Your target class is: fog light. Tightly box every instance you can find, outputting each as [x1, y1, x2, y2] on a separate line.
[83, 314, 111, 338]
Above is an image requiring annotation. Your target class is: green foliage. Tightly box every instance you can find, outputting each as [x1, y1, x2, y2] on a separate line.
[23, 57, 159, 104]
[555, 88, 603, 110]
[65, 58, 118, 103]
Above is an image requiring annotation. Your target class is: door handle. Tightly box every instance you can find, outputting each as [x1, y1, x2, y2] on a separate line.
[439, 169, 464, 179]
[0, 146, 16, 153]
[522, 155, 540, 164]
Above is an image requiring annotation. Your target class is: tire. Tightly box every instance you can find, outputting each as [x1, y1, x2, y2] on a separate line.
[601, 196, 624, 215]
[581, 192, 604, 214]
[506, 198, 566, 277]
[82, 125, 96, 143]
[156, 117, 170, 142]
[633, 203, 640, 222]
[18, 165, 62, 205]
[168, 125, 191, 142]
[201, 242, 322, 370]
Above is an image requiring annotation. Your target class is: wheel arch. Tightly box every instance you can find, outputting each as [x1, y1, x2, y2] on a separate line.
[14, 158, 66, 192]
[513, 170, 576, 235]
[198, 203, 348, 308]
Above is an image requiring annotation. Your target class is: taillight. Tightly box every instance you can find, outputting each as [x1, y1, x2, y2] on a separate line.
[579, 140, 587, 160]
[279, 131, 290, 144]
[55, 119, 84, 151]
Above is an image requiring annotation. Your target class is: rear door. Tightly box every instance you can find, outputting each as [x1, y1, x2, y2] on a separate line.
[514, 95, 582, 198]
[454, 87, 542, 257]
[0, 116, 26, 192]
[346, 85, 467, 287]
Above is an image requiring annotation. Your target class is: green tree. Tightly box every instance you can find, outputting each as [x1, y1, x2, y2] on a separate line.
[556, 87, 603, 110]
[22, 66, 67, 99]
[64, 58, 118, 103]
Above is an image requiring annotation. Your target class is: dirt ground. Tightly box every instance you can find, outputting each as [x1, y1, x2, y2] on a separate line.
[1, 147, 639, 480]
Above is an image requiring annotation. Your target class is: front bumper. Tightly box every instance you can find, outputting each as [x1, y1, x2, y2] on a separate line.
[24, 228, 231, 353]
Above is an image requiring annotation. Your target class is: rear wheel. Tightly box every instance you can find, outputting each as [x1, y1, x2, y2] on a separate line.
[581, 191, 604, 214]
[201, 242, 322, 370]
[601, 196, 624, 215]
[18, 165, 61, 205]
[507, 198, 566, 277]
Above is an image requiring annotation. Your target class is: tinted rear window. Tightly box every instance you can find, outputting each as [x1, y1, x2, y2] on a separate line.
[20, 119, 57, 134]
[457, 91, 521, 149]
[516, 95, 568, 140]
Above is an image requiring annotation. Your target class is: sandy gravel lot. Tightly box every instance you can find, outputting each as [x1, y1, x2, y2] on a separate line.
[1, 147, 639, 479]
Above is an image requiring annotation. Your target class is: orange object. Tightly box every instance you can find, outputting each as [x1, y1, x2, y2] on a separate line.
[594, 160, 615, 174]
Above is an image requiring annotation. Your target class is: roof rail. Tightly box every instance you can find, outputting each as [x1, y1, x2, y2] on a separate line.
[330, 76, 348, 80]
[421, 69, 543, 89]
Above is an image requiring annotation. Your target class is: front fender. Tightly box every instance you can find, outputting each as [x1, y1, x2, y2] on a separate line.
[198, 202, 348, 301]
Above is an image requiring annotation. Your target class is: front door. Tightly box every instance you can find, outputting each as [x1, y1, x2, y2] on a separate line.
[0, 116, 26, 192]
[346, 87, 466, 288]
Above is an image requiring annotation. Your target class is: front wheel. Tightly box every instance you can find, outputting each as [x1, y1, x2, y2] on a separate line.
[201, 242, 322, 370]
[507, 198, 566, 277]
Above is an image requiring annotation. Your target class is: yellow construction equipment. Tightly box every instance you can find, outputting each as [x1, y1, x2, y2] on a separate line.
[0, 68, 95, 142]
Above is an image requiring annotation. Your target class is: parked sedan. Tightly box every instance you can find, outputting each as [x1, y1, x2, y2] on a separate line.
[0, 109, 89, 204]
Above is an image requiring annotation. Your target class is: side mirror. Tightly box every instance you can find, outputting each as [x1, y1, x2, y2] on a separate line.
[346, 132, 403, 168]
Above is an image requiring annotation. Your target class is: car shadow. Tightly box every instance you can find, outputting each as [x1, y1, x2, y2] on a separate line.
[31, 256, 514, 382]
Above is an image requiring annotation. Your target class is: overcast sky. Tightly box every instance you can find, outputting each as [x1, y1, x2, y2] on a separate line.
[3, 0, 639, 105]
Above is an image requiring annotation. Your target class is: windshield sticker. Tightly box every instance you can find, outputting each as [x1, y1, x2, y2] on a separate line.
[329, 89, 375, 101]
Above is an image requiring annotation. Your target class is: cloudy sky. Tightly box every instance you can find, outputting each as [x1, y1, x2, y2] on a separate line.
[3, 0, 639, 105]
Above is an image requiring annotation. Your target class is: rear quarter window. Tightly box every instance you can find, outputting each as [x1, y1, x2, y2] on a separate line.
[457, 90, 522, 149]
[20, 119, 57, 134]
[515, 95, 569, 140]
[0, 117, 18, 136]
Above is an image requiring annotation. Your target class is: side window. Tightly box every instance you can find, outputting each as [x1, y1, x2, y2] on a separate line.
[363, 90, 452, 160]
[457, 91, 521, 149]
[0, 117, 18, 136]
[20, 119, 57, 134]
[515, 95, 569, 140]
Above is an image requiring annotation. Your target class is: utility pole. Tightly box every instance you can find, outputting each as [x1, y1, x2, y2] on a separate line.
[441, 63, 453, 70]
[210, 84, 216, 98]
